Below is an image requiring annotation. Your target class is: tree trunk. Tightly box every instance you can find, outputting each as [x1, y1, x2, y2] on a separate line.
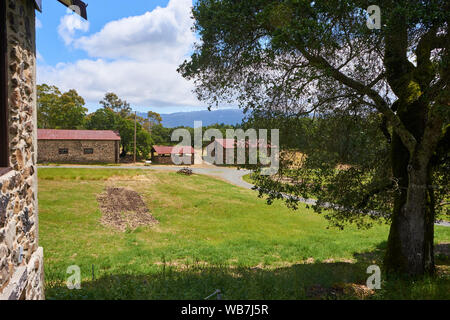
[120, 145, 127, 158]
[384, 100, 435, 276]
[384, 160, 435, 276]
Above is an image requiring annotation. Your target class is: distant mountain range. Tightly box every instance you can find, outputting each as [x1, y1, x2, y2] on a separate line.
[139, 109, 245, 128]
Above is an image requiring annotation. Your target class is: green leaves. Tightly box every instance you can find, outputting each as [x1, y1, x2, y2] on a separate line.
[180, 0, 448, 231]
[37, 84, 87, 129]
[85, 102, 153, 159]
[99, 92, 132, 118]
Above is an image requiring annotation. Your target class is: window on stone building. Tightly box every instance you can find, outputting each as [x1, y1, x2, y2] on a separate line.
[84, 148, 94, 154]
[59, 148, 69, 155]
[0, 0, 10, 176]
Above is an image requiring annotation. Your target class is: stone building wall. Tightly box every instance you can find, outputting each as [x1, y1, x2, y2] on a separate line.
[0, 0, 44, 300]
[38, 140, 119, 164]
[152, 155, 193, 165]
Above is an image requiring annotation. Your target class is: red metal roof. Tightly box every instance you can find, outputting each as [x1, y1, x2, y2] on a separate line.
[38, 129, 121, 141]
[152, 145, 194, 154]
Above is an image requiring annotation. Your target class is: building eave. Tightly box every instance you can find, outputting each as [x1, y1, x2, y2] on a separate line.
[57, 0, 88, 20]
[34, 0, 42, 12]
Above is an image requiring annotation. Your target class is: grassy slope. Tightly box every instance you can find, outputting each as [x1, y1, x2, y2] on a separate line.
[242, 173, 255, 185]
[38, 168, 449, 300]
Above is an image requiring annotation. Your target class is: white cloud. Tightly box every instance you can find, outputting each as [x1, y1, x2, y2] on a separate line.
[39, 0, 203, 110]
[36, 50, 44, 62]
[38, 58, 200, 108]
[57, 12, 90, 45]
[35, 18, 42, 29]
[75, 0, 194, 62]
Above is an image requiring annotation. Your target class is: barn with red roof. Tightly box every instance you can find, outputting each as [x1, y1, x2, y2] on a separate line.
[151, 145, 194, 165]
[37, 129, 121, 164]
[206, 138, 274, 164]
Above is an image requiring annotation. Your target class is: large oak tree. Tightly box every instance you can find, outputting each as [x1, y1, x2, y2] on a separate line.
[179, 0, 449, 276]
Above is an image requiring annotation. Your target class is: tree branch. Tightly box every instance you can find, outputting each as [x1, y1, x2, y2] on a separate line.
[356, 181, 394, 209]
[296, 45, 417, 154]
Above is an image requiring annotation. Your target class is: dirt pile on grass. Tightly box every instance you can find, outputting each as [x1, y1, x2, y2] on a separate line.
[177, 167, 193, 176]
[97, 187, 158, 232]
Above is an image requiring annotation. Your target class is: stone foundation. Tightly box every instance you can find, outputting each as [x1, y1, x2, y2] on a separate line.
[0, 247, 43, 300]
[0, 0, 43, 300]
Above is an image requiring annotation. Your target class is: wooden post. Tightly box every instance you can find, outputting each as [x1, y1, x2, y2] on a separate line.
[134, 111, 137, 163]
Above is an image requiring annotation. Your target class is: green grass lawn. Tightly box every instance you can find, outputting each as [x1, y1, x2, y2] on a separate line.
[242, 173, 255, 185]
[38, 168, 450, 300]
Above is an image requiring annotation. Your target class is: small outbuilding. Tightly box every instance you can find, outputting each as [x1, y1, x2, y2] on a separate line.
[206, 138, 274, 165]
[151, 145, 194, 165]
[37, 129, 121, 164]
[205, 139, 235, 164]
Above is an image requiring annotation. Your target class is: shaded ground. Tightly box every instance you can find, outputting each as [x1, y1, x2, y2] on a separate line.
[45, 244, 450, 300]
[435, 242, 450, 258]
[97, 187, 158, 232]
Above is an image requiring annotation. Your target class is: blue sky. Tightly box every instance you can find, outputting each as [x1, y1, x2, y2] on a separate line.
[36, 0, 215, 114]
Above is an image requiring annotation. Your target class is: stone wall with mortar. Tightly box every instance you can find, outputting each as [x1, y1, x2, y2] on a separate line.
[38, 140, 120, 163]
[0, 0, 44, 300]
[152, 154, 194, 165]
